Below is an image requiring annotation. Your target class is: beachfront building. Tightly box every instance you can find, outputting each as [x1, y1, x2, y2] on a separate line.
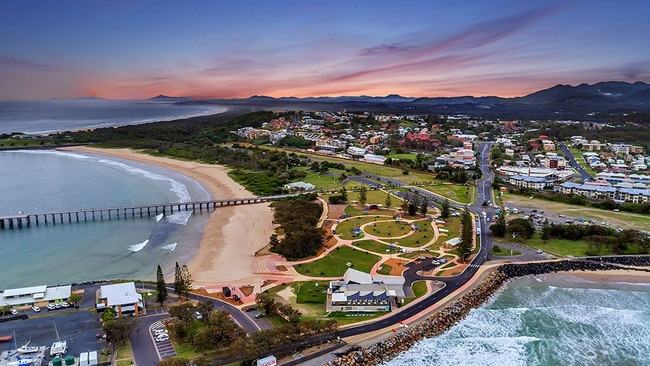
[327, 269, 395, 313]
[0, 285, 71, 307]
[284, 181, 316, 192]
[96, 282, 143, 316]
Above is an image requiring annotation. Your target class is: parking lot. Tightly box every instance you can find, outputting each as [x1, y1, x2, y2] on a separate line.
[0, 285, 106, 361]
[0, 308, 105, 359]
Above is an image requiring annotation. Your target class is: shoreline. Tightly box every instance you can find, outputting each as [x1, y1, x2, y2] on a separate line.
[58, 146, 275, 286]
[329, 261, 650, 366]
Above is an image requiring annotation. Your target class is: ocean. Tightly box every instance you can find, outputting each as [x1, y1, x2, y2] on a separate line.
[382, 274, 650, 366]
[0, 98, 226, 135]
[0, 99, 226, 289]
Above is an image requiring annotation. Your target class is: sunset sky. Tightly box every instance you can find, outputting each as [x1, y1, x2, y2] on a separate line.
[1, 0, 650, 100]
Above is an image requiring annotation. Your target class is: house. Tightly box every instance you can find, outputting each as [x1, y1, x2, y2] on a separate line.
[508, 175, 552, 190]
[284, 181, 316, 192]
[0, 285, 71, 307]
[97, 282, 143, 316]
[326, 269, 395, 312]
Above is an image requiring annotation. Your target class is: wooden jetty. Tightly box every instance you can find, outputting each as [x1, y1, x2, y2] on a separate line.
[0, 196, 279, 229]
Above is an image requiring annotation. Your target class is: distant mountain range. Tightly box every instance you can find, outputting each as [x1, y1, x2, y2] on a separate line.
[157, 81, 650, 120]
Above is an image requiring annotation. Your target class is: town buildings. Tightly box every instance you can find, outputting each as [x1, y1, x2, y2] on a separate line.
[326, 269, 395, 313]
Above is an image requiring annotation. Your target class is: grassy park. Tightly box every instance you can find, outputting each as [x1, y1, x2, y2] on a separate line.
[353, 240, 400, 254]
[392, 220, 435, 247]
[422, 183, 475, 204]
[293, 246, 381, 277]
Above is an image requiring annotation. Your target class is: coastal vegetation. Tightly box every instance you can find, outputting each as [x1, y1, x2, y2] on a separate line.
[269, 195, 325, 260]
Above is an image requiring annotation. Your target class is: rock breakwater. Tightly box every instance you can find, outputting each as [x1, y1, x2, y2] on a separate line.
[327, 257, 650, 366]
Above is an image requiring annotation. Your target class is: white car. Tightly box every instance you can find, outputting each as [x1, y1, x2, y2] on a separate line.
[31, 306, 41, 312]
[156, 335, 170, 342]
[10, 309, 19, 315]
[536, 249, 544, 254]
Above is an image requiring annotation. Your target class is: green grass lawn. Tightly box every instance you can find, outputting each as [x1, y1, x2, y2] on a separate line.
[365, 220, 412, 238]
[346, 189, 403, 206]
[335, 216, 388, 239]
[403, 280, 428, 306]
[294, 246, 381, 277]
[490, 247, 522, 256]
[299, 169, 343, 189]
[295, 281, 329, 304]
[376, 263, 393, 275]
[327, 312, 383, 325]
[353, 240, 399, 254]
[422, 184, 474, 204]
[392, 220, 435, 247]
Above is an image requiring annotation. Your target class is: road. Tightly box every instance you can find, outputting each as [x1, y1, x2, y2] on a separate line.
[337, 142, 497, 338]
[558, 141, 592, 181]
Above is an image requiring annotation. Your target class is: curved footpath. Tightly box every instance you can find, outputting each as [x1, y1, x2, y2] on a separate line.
[326, 257, 650, 366]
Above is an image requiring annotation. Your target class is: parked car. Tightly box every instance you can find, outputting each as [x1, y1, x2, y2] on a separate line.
[156, 335, 169, 342]
[10, 309, 19, 315]
[254, 313, 266, 319]
[245, 307, 257, 312]
[46, 304, 57, 310]
[60, 302, 70, 308]
[195, 311, 203, 320]
[536, 249, 544, 254]
[31, 306, 40, 312]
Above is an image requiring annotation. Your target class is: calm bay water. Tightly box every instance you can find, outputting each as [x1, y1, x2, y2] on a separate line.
[0, 149, 212, 289]
[382, 274, 650, 366]
[0, 99, 226, 134]
[0, 99, 226, 289]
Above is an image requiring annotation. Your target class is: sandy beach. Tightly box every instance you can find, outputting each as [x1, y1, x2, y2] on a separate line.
[59, 146, 275, 286]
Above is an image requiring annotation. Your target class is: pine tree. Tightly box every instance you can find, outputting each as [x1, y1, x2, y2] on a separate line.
[358, 186, 367, 207]
[180, 265, 193, 300]
[156, 265, 168, 306]
[419, 196, 429, 215]
[384, 193, 392, 211]
[339, 187, 348, 202]
[458, 210, 474, 262]
[173, 262, 182, 297]
[440, 199, 451, 219]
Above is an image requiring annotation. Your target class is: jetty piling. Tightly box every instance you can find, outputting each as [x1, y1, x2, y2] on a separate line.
[0, 196, 273, 230]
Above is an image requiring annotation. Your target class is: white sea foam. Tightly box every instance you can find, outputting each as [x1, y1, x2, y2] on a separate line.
[16, 149, 94, 160]
[155, 213, 164, 222]
[161, 243, 177, 252]
[166, 210, 193, 225]
[128, 239, 149, 252]
[97, 158, 191, 202]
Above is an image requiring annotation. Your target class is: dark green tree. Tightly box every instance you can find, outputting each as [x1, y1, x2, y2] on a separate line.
[419, 196, 429, 215]
[407, 198, 418, 216]
[489, 210, 507, 237]
[458, 210, 474, 261]
[440, 199, 451, 219]
[174, 262, 182, 297]
[103, 316, 138, 346]
[339, 187, 348, 202]
[156, 265, 168, 306]
[179, 265, 193, 300]
[540, 219, 551, 242]
[358, 186, 367, 207]
[384, 193, 392, 210]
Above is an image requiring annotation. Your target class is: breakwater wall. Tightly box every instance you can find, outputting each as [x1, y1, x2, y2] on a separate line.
[327, 257, 650, 366]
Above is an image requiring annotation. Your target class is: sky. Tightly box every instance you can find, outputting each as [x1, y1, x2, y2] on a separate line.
[1, 0, 650, 100]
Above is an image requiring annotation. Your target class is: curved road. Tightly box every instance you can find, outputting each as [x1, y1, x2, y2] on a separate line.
[558, 141, 593, 181]
[337, 142, 496, 338]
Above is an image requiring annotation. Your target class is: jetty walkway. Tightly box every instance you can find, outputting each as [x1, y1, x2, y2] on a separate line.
[0, 194, 288, 229]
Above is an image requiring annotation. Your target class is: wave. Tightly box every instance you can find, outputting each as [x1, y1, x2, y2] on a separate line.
[128, 239, 149, 253]
[155, 213, 164, 222]
[166, 210, 193, 225]
[97, 158, 191, 202]
[161, 243, 177, 252]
